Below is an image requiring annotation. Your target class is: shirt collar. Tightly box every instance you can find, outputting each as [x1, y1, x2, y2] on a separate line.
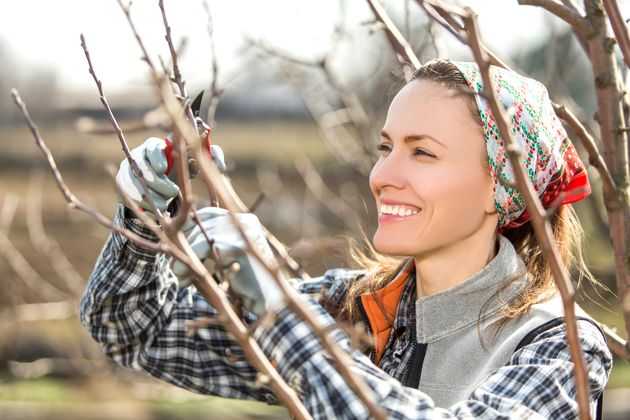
[413, 234, 528, 343]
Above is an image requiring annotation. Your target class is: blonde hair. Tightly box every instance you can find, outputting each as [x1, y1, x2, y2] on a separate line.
[323, 60, 611, 347]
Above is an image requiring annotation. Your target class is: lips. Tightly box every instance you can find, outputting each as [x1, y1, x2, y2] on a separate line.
[378, 211, 421, 225]
[378, 206, 422, 228]
[378, 199, 422, 215]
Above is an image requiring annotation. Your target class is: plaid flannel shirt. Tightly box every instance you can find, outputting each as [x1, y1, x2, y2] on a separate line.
[80, 203, 613, 419]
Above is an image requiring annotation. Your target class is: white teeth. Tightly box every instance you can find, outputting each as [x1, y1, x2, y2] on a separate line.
[380, 204, 421, 217]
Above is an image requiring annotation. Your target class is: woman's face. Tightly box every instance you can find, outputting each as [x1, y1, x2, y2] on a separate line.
[369, 79, 498, 257]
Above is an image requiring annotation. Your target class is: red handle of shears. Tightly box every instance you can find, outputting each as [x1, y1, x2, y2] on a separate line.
[162, 129, 212, 176]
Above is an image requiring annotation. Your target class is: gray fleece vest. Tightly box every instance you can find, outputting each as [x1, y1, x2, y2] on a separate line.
[405, 234, 603, 416]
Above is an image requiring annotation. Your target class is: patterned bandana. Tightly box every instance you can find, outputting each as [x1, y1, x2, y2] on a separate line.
[444, 60, 591, 233]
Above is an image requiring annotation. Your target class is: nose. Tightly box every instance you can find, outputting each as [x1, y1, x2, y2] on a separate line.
[369, 149, 406, 195]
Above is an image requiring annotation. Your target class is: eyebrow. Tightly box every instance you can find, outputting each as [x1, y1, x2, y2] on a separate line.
[380, 130, 448, 149]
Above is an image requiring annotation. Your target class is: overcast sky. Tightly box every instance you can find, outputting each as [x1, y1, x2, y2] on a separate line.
[2, 0, 627, 95]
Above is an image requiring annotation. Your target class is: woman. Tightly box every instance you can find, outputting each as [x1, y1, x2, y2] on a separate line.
[80, 59, 613, 419]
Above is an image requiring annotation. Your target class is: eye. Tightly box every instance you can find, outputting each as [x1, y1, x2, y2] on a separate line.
[376, 143, 391, 154]
[414, 148, 434, 158]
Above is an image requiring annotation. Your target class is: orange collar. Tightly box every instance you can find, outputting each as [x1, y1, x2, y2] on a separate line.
[359, 258, 415, 364]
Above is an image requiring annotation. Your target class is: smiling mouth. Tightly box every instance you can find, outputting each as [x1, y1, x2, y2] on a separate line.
[378, 203, 422, 218]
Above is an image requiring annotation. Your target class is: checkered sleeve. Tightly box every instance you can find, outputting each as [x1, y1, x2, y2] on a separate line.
[253, 298, 613, 419]
[79, 203, 364, 404]
[78, 204, 270, 402]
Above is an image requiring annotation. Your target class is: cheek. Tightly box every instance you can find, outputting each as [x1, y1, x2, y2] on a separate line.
[419, 166, 492, 219]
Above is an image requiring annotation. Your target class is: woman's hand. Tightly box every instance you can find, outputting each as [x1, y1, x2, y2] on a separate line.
[172, 207, 284, 317]
[115, 135, 226, 216]
[116, 137, 180, 214]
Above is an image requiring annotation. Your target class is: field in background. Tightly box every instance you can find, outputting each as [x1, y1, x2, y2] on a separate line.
[0, 120, 333, 167]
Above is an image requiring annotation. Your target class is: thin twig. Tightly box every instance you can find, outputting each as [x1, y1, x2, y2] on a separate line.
[294, 155, 363, 233]
[553, 104, 617, 201]
[365, 0, 421, 80]
[80, 35, 134, 172]
[80, 33, 164, 220]
[603, 0, 630, 69]
[157, 2, 223, 239]
[158, 0, 198, 131]
[185, 316, 225, 336]
[202, 0, 223, 126]
[117, 0, 161, 82]
[159, 0, 187, 109]
[0, 195, 69, 302]
[600, 322, 630, 358]
[518, 0, 590, 41]
[27, 172, 84, 295]
[247, 22, 377, 175]
[418, 0, 512, 69]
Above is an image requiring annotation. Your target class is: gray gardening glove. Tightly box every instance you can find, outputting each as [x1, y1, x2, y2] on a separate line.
[172, 207, 285, 317]
[116, 136, 227, 216]
[116, 137, 180, 215]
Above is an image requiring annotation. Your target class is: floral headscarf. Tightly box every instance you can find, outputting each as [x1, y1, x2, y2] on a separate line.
[445, 60, 591, 233]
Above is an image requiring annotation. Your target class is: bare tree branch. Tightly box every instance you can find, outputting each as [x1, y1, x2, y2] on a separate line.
[603, 0, 630, 68]
[0, 200, 67, 302]
[462, 8, 593, 419]
[202, 0, 224, 127]
[80, 33, 165, 220]
[159, 0, 189, 114]
[117, 0, 161, 82]
[553, 103, 617, 200]
[518, 0, 590, 38]
[294, 155, 363, 233]
[365, 0, 421, 80]
[26, 172, 84, 295]
[0, 194, 19, 233]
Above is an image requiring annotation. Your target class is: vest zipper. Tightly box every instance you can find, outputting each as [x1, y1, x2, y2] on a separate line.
[402, 326, 427, 388]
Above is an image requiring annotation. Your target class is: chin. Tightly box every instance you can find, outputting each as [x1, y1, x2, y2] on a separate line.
[372, 232, 416, 256]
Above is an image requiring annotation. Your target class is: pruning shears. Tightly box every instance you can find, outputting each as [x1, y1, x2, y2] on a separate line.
[163, 90, 224, 177]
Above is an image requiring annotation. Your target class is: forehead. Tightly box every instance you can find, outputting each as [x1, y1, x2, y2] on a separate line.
[383, 79, 484, 152]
